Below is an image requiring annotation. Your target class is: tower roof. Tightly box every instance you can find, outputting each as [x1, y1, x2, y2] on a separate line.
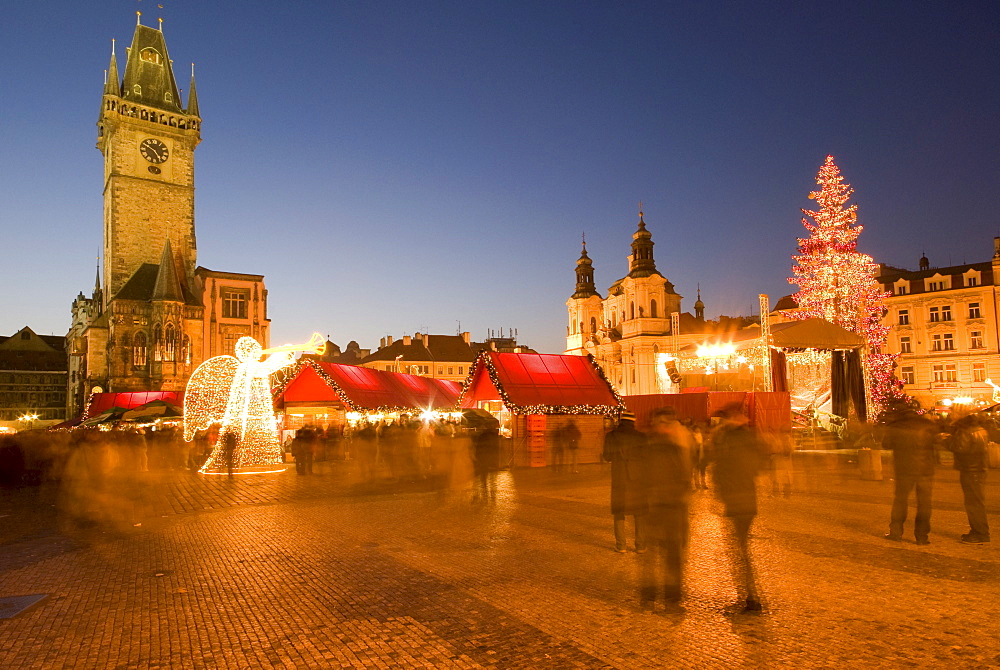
[572, 238, 600, 299]
[628, 209, 659, 278]
[104, 43, 121, 97]
[120, 21, 183, 113]
[152, 240, 184, 302]
[186, 66, 200, 117]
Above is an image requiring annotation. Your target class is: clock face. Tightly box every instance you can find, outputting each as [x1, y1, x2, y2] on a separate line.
[139, 138, 169, 164]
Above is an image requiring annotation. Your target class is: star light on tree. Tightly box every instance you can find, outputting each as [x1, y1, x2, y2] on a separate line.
[786, 155, 904, 416]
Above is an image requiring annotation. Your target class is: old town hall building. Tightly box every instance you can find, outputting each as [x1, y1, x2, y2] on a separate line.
[67, 17, 269, 417]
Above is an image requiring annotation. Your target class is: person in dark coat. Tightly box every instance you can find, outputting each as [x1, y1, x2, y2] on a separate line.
[602, 411, 648, 553]
[882, 400, 937, 544]
[948, 413, 991, 543]
[220, 431, 237, 477]
[639, 406, 692, 610]
[711, 401, 764, 613]
[473, 427, 501, 502]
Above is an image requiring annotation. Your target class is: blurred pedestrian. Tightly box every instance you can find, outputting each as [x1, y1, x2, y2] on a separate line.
[473, 426, 500, 502]
[565, 419, 581, 473]
[221, 431, 237, 477]
[292, 427, 313, 475]
[711, 401, 764, 613]
[765, 427, 795, 498]
[882, 399, 937, 545]
[947, 413, 991, 544]
[602, 411, 647, 553]
[639, 406, 691, 611]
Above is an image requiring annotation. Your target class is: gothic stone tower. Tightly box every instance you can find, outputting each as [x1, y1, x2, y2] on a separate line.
[67, 16, 205, 411]
[98, 18, 201, 296]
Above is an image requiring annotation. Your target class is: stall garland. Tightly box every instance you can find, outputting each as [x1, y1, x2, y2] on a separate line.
[456, 352, 624, 417]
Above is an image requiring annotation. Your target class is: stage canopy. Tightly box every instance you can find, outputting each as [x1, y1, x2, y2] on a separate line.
[275, 360, 461, 413]
[84, 391, 183, 420]
[458, 351, 623, 415]
[683, 318, 865, 352]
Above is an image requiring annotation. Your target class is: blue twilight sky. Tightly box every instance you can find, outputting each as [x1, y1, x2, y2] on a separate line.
[2, 1, 998, 354]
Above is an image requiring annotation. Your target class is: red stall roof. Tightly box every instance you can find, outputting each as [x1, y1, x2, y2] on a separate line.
[275, 360, 461, 412]
[458, 352, 623, 415]
[84, 391, 183, 419]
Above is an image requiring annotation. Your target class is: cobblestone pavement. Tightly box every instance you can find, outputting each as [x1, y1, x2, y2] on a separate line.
[1, 455, 998, 669]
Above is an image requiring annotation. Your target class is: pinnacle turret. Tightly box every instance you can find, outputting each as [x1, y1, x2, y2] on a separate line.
[152, 240, 184, 302]
[572, 237, 600, 299]
[186, 65, 200, 117]
[104, 41, 121, 96]
[628, 208, 658, 278]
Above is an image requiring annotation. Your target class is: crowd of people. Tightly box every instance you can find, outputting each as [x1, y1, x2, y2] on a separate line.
[602, 402, 766, 614]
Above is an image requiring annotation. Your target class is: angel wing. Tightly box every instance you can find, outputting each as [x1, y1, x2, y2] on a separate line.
[183, 355, 241, 441]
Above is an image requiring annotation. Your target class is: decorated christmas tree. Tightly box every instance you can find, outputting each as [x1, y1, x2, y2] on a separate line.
[787, 155, 903, 415]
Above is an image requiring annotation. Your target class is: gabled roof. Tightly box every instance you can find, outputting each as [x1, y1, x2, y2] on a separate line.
[276, 361, 461, 412]
[84, 391, 182, 419]
[362, 334, 475, 364]
[115, 263, 201, 306]
[458, 352, 623, 415]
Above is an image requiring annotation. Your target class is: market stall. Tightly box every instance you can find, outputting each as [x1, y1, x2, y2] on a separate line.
[274, 360, 462, 435]
[457, 351, 623, 467]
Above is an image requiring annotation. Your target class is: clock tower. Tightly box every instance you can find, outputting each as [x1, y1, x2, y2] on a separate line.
[98, 16, 201, 298]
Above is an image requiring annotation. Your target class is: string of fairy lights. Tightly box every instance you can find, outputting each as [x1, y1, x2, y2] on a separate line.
[787, 155, 904, 416]
[455, 352, 624, 416]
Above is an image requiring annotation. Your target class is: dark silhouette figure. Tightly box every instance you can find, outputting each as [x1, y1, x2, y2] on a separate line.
[711, 402, 764, 613]
[221, 432, 237, 477]
[948, 413, 991, 543]
[473, 427, 500, 502]
[564, 420, 582, 473]
[602, 411, 647, 553]
[639, 406, 691, 610]
[292, 427, 314, 475]
[882, 401, 937, 544]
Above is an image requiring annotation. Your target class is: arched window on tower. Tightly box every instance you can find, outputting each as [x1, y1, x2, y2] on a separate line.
[590, 317, 597, 333]
[133, 332, 148, 367]
[580, 321, 584, 334]
[629, 302, 635, 320]
[181, 335, 191, 365]
[153, 324, 163, 362]
[164, 324, 176, 362]
[650, 299, 658, 318]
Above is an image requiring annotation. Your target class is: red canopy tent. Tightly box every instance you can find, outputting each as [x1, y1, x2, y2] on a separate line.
[458, 352, 622, 467]
[275, 360, 461, 414]
[458, 351, 622, 415]
[84, 391, 183, 420]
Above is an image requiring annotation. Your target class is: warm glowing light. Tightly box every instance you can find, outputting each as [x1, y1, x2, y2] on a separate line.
[986, 379, 1000, 404]
[952, 396, 974, 405]
[184, 334, 322, 474]
[696, 343, 737, 358]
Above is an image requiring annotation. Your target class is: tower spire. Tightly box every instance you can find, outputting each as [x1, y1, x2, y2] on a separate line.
[694, 283, 705, 320]
[628, 206, 657, 278]
[572, 235, 599, 299]
[186, 63, 200, 117]
[104, 40, 121, 96]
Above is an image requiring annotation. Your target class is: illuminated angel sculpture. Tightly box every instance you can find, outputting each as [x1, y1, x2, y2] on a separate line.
[184, 333, 325, 474]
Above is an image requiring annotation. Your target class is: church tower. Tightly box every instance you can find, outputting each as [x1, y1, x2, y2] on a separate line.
[565, 237, 604, 354]
[98, 14, 201, 300]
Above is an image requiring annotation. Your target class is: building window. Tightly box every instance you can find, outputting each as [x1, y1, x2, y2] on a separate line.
[899, 337, 911, 354]
[898, 310, 909, 326]
[941, 305, 952, 321]
[973, 362, 987, 382]
[590, 317, 597, 333]
[970, 331, 984, 349]
[928, 306, 952, 322]
[931, 333, 954, 351]
[164, 324, 176, 362]
[133, 332, 147, 367]
[222, 289, 249, 319]
[932, 364, 957, 382]
[928, 281, 943, 291]
[139, 47, 163, 65]
[967, 276, 979, 287]
[896, 285, 908, 295]
[650, 299, 658, 318]
[929, 307, 938, 322]
[969, 302, 981, 319]
[153, 324, 163, 361]
[447, 367, 454, 375]
[629, 302, 635, 320]
[458, 366, 463, 375]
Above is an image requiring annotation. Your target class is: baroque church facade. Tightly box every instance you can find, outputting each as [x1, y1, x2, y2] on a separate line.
[67, 17, 269, 417]
[564, 211, 709, 396]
